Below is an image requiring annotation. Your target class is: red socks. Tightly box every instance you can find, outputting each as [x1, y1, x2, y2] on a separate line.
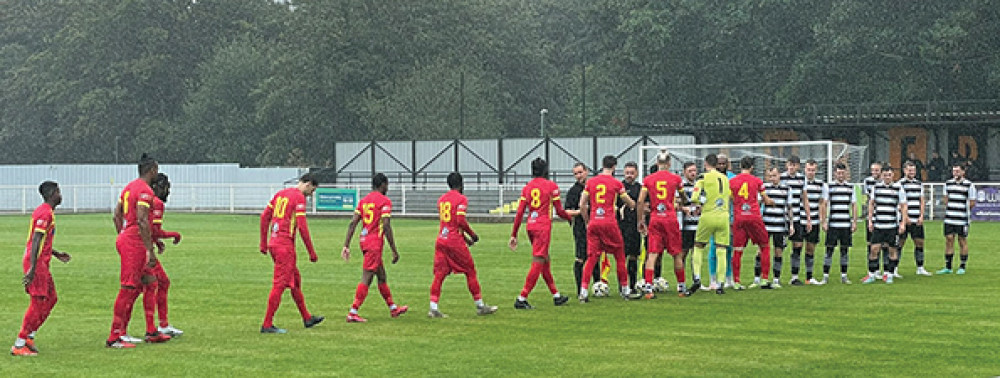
[466, 273, 483, 301]
[541, 262, 558, 295]
[157, 277, 170, 328]
[377, 283, 394, 307]
[291, 286, 311, 321]
[143, 283, 158, 334]
[108, 287, 140, 342]
[352, 283, 369, 311]
[262, 286, 283, 328]
[430, 273, 446, 303]
[18, 296, 45, 339]
[760, 245, 772, 280]
[732, 250, 744, 282]
[644, 268, 654, 285]
[520, 262, 542, 298]
[674, 267, 685, 284]
[581, 256, 598, 291]
[613, 252, 628, 287]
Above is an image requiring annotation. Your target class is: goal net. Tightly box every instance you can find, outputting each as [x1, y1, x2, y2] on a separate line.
[638, 141, 869, 183]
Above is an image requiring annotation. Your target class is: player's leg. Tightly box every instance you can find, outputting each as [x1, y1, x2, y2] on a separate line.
[579, 230, 602, 301]
[262, 251, 292, 332]
[623, 232, 640, 291]
[642, 228, 663, 298]
[707, 235, 718, 285]
[789, 223, 804, 285]
[749, 220, 771, 286]
[605, 229, 630, 298]
[730, 220, 749, 288]
[771, 233, 785, 287]
[373, 265, 405, 317]
[12, 295, 45, 355]
[839, 230, 851, 284]
[713, 223, 729, 293]
[108, 242, 144, 347]
[429, 246, 450, 317]
[290, 268, 322, 327]
[885, 244, 899, 284]
[154, 268, 180, 335]
[348, 269, 376, 322]
[804, 229, 818, 284]
[692, 223, 710, 290]
[914, 225, 929, 275]
[939, 229, 956, 274]
[863, 240, 882, 284]
[957, 234, 969, 274]
[822, 231, 837, 284]
[572, 230, 587, 292]
[141, 275, 160, 337]
[517, 231, 545, 307]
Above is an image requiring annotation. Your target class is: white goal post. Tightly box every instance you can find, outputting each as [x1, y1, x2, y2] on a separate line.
[637, 141, 869, 183]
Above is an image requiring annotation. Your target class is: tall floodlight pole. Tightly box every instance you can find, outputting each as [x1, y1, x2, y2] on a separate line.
[540, 108, 548, 137]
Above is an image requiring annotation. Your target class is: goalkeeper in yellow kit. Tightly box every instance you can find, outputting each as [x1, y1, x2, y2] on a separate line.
[690, 154, 732, 295]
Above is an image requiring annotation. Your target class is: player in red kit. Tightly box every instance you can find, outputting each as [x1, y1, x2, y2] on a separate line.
[11, 181, 71, 356]
[509, 158, 572, 309]
[107, 154, 170, 348]
[141, 173, 184, 337]
[729, 157, 775, 290]
[341, 173, 408, 323]
[579, 155, 636, 302]
[258, 174, 324, 334]
[636, 151, 689, 298]
[428, 173, 498, 318]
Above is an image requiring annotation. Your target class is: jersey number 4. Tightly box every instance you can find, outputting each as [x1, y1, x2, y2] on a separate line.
[737, 182, 749, 200]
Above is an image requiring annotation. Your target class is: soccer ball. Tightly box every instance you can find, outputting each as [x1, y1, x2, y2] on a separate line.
[591, 281, 610, 297]
[652, 277, 670, 292]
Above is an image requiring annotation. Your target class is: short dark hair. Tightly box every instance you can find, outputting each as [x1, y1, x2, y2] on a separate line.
[882, 165, 895, 172]
[683, 161, 697, 170]
[805, 159, 818, 167]
[299, 173, 319, 186]
[573, 162, 588, 171]
[153, 173, 170, 191]
[602, 155, 617, 169]
[371, 173, 388, 189]
[138, 153, 158, 176]
[39, 181, 59, 200]
[952, 163, 966, 171]
[705, 154, 718, 167]
[624, 161, 638, 170]
[740, 156, 754, 170]
[835, 163, 847, 170]
[531, 157, 548, 178]
[787, 155, 800, 164]
[904, 160, 916, 168]
[649, 163, 658, 174]
[447, 172, 463, 189]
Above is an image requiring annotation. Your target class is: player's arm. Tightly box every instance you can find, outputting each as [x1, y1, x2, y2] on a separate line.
[510, 196, 527, 238]
[579, 191, 590, 224]
[22, 230, 45, 287]
[552, 196, 572, 222]
[383, 216, 400, 264]
[785, 191, 795, 236]
[968, 184, 976, 209]
[801, 187, 812, 225]
[691, 179, 704, 205]
[259, 203, 273, 254]
[898, 193, 909, 234]
[295, 212, 318, 263]
[917, 186, 926, 225]
[618, 190, 636, 209]
[759, 189, 775, 207]
[636, 187, 649, 235]
[456, 203, 478, 245]
[849, 191, 858, 232]
[341, 211, 362, 261]
[676, 182, 691, 206]
[819, 192, 828, 231]
[113, 200, 124, 234]
[867, 197, 875, 231]
[136, 202, 156, 267]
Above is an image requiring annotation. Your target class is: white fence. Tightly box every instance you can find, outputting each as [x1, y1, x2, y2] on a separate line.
[0, 182, 989, 219]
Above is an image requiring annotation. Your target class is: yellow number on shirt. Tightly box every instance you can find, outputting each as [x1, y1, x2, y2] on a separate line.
[123, 191, 130, 215]
[656, 181, 668, 200]
[439, 202, 452, 223]
[738, 182, 749, 200]
[274, 197, 289, 219]
[362, 203, 375, 225]
[595, 184, 607, 204]
[530, 188, 542, 208]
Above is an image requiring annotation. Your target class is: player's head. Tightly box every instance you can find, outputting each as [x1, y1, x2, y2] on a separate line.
[739, 156, 754, 171]
[716, 153, 729, 173]
[138, 153, 159, 183]
[656, 149, 671, 170]
[904, 161, 917, 179]
[297, 173, 319, 196]
[153, 173, 171, 202]
[623, 161, 638, 182]
[447, 172, 463, 192]
[704, 154, 718, 171]
[372, 173, 389, 193]
[804, 159, 818, 179]
[683, 162, 698, 180]
[786, 155, 800, 174]
[880, 165, 895, 183]
[766, 167, 781, 184]
[572, 162, 588, 183]
[952, 163, 966, 179]
[39, 181, 61, 206]
[835, 163, 848, 182]
[531, 157, 549, 179]
[601, 155, 617, 171]
[869, 162, 882, 177]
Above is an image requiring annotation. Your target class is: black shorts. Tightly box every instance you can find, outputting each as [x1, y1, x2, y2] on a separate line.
[900, 223, 924, 241]
[622, 229, 642, 257]
[788, 222, 806, 242]
[943, 224, 969, 238]
[865, 227, 872, 244]
[793, 223, 820, 244]
[825, 227, 853, 247]
[769, 232, 788, 249]
[870, 229, 899, 248]
[682, 230, 696, 250]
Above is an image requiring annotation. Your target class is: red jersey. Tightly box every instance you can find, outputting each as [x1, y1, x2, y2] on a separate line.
[511, 178, 570, 236]
[24, 203, 55, 270]
[437, 190, 474, 245]
[151, 197, 181, 241]
[642, 170, 684, 221]
[356, 190, 392, 251]
[264, 187, 308, 244]
[584, 174, 626, 225]
[119, 178, 155, 239]
[730, 173, 765, 219]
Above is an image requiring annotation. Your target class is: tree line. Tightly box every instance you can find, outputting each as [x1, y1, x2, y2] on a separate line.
[1, 0, 997, 166]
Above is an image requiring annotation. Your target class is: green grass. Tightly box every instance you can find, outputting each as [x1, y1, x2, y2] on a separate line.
[1, 213, 998, 376]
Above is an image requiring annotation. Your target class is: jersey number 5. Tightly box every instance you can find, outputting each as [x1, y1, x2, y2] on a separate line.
[655, 181, 669, 200]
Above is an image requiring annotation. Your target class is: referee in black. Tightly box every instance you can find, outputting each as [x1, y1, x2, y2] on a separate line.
[618, 161, 643, 291]
[566, 162, 600, 291]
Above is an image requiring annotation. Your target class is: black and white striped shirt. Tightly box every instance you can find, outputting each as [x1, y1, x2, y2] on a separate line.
[898, 177, 924, 224]
[681, 180, 700, 231]
[862, 176, 879, 198]
[800, 178, 827, 226]
[870, 182, 906, 230]
[780, 172, 805, 222]
[763, 182, 792, 233]
[944, 178, 975, 226]
[826, 181, 856, 229]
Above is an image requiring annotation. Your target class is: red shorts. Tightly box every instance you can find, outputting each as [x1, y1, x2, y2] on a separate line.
[116, 237, 147, 287]
[143, 260, 168, 283]
[361, 247, 384, 271]
[733, 217, 769, 248]
[527, 229, 551, 258]
[647, 218, 682, 256]
[586, 222, 624, 258]
[269, 245, 301, 289]
[434, 241, 476, 275]
[23, 264, 54, 297]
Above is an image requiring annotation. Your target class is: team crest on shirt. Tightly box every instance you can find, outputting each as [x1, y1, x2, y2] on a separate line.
[595, 208, 606, 217]
[742, 203, 751, 212]
[360, 228, 368, 238]
[715, 199, 724, 207]
[530, 211, 538, 219]
[36, 219, 45, 226]
[272, 223, 279, 233]
[440, 227, 449, 238]
[656, 203, 666, 213]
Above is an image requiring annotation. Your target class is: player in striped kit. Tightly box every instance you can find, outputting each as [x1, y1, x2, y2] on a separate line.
[864, 166, 908, 284]
[754, 167, 794, 289]
[937, 164, 976, 275]
[679, 162, 703, 292]
[820, 163, 856, 285]
[897, 161, 931, 277]
[862, 162, 885, 275]
[799, 160, 828, 285]
[779, 156, 806, 286]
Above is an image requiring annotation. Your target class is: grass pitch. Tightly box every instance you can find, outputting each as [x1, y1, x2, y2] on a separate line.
[1, 213, 998, 376]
